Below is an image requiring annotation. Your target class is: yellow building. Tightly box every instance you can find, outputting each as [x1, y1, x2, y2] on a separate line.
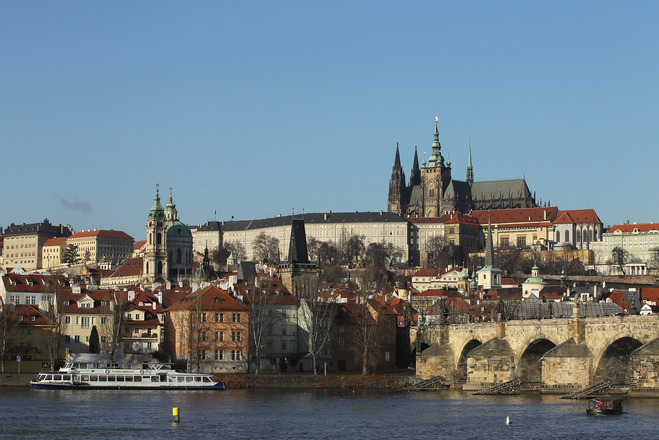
[66, 230, 134, 263]
[2, 219, 72, 270]
[41, 237, 67, 269]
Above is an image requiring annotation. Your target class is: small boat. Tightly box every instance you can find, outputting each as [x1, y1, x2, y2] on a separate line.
[30, 361, 225, 390]
[586, 397, 623, 415]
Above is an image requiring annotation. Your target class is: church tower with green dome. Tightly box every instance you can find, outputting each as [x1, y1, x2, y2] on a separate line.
[142, 185, 193, 284]
[143, 184, 169, 283]
[164, 187, 193, 280]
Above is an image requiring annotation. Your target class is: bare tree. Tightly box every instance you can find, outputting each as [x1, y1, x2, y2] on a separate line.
[350, 295, 383, 375]
[611, 246, 628, 276]
[43, 286, 68, 370]
[425, 235, 450, 269]
[0, 298, 20, 374]
[650, 247, 659, 270]
[307, 237, 321, 263]
[299, 297, 334, 375]
[101, 291, 130, 362]
[242, 279, 283, 375]
[253, 233, 280, 264]
[225, 241, 247, 262]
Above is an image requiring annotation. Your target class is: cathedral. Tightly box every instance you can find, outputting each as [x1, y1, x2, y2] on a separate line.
[388, 119, 537, 218]
[143, 185, 193, 283]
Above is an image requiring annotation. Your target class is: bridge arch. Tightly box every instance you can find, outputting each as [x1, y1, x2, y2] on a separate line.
[515, 338, 557, 385]
[455, 339, 483, 384]
[593, 336, 643, 385]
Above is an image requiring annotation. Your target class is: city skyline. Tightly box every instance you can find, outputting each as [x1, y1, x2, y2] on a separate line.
[3, 2, 658, 240]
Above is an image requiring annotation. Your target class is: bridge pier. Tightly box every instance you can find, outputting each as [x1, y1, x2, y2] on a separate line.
[463, 337, 515, 391]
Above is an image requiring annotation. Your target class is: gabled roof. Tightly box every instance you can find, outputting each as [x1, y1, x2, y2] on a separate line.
[2, 273, 70, 293]
[553, 209, 601, 225]
[134, 240, 146, 250]
[9, 304, 51, 325]
[470, 179, 532, 201]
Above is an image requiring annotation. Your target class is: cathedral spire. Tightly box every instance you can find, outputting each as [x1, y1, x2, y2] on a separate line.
[427, 116, 445, 168]
[466, 141, 474, 185]
[394, 142, 402, 169]
[409, 145, 421, 186]
[484, 214, 495, 267]
[165, 186, 178, 221]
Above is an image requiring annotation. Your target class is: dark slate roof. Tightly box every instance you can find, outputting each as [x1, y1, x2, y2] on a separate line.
[470, 179, 532, 201]
[217, 212, 407, 232]
[443, 179, 471, 202]
[408, 185, 423, 206]
[193, 221, 222, 232]
[4, 219, 72, 237]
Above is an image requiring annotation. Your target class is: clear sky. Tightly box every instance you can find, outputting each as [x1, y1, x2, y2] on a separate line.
[2, 1, 658, 240]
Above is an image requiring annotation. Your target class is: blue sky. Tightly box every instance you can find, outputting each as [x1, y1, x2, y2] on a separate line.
[2, 1, 658, 240]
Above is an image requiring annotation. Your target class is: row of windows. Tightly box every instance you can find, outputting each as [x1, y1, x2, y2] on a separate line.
[198, 350, 243, 361]
[198, 312, 241, 323]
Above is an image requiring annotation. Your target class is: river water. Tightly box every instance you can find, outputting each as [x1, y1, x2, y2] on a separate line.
[1, 388, 657, 439]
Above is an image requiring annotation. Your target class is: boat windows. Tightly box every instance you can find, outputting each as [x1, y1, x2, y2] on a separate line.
[82, 375, 90, 381]
[108, 376, 116, 382]
[151, 376, 159, 383]
[54, 375, 62, 381]
[116, 376, 125, 382]
[99, 376, 107, 382]
[134, 376, 142, 382]
[186, 377, 193, 382]
[125, 376, 133, 382]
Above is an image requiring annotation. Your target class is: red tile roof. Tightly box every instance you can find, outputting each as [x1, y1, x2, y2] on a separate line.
[68, 230, 133, 239]
[413, 269, 439, 278]
[553, 209, 601, 225]
[607, 223, 659, 233]
[43, 237, 67, 247]
[134, 240, 147, 250]
[109, 257, 143, 278]
[471, 207, 559, 225]
[165, 285, 250, 312]
[641, 287, 659, 304]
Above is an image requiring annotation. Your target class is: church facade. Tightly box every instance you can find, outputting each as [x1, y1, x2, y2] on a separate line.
[388, 120, 537, 218]
[142, 185, 193, 283]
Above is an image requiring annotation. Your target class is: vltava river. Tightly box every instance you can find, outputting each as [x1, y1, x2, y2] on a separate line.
[1, 388, 657, 439]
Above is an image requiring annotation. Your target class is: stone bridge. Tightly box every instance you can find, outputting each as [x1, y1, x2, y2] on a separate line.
[414, 309, 659, 394]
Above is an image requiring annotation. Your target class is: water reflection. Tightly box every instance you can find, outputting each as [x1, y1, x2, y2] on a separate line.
[0, 388, 657, 440]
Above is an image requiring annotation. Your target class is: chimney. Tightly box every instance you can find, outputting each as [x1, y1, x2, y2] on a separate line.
[152, 302, 156, 310]
[128, 291, 135, 301]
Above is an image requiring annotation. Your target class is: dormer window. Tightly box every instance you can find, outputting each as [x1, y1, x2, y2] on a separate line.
[31, 316, 36, 322]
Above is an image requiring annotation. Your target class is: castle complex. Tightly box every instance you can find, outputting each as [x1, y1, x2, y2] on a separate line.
[388, 119, 537, 218]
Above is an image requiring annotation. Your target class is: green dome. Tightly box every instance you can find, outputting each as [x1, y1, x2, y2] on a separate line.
[166, 220, 192, 237]
[458, 267, 469, 281]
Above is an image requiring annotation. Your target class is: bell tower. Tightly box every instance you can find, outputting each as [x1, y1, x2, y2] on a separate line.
[143, 184, 169, 283]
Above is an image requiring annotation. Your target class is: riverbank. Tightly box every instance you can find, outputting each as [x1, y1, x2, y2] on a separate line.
[0, 371, 414, 389]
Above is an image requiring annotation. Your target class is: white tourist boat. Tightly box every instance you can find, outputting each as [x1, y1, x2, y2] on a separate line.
[30, 361, 225, 390]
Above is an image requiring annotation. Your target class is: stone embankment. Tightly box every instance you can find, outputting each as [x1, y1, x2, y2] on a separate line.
[214, 372, 414, 390]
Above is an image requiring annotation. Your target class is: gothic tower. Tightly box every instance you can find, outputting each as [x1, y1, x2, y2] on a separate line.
[421, 118, 452, 217]
[387, 143, 407, 216]
[466, 142, 474, 186]
[409, 146, 421, 186]
[143, 184, 168, 283]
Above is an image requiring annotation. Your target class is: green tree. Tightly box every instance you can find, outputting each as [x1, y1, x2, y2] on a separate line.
[62, 244, 80, 267]
[89, 325, 100, 353]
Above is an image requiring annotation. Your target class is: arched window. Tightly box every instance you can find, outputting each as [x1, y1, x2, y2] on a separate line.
[157, 233, 162, 245]
[576, 230, 581, 243]
[146, 262, 149, 273]
[157, 261, 162, 275]
[556, 231, 561, 242]
[565, 231, 570, 242]
[177, 248, 182, 264]
[429, 188, 435, 198]
[148, 233, 152, 245]
[589, 229, 593, 242]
